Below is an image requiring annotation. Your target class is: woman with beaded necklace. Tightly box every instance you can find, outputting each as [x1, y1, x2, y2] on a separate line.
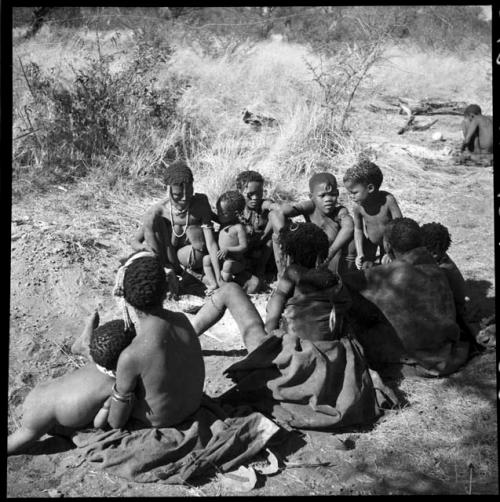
[131, 161, 222, 291]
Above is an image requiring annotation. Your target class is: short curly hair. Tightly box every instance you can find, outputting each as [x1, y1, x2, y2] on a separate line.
[421, 222, 451, 256]
[279, 222, 329, 269]
[343, 159, 383, 190]
[464, 104, 481, 116]
[216, 190, 246, 217]
[123, 256, 168, 311]
[90, 319, 136, 371]
[163, 160, 194, 186]
[235, 170, 264, 190]
[309, 172, 338, 192]
[384, 217, 422, 253]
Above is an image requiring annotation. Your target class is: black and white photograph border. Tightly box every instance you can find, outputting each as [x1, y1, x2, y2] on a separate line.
[5, 3, 499, 497]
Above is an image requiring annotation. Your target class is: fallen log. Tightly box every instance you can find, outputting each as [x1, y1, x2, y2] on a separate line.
[398, 117, 439, 135]
[392, 96, 467, 116]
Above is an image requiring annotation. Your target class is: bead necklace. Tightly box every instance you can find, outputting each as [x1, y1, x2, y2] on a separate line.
[170, 200, 190, 238]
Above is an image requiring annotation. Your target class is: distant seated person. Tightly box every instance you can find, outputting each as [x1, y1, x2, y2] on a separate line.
[235, 170, 277, 287]
[343, 159, 402, 270]
[343, 217, 470, 378]
[461, 104, 493, 160]
[203, 191, 248, 293]
[130, 161, 221, 292]
[269, 166, 356, 277]
[8, 318, 135, 455]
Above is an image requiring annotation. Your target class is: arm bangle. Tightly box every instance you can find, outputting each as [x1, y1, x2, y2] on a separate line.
[111, 383, 134, 404]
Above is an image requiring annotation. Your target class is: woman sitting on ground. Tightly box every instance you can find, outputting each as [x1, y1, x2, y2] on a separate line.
[192, 222, 395, 431]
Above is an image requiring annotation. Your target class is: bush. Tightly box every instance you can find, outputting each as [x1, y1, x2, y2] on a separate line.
[14, 30, 190, 185]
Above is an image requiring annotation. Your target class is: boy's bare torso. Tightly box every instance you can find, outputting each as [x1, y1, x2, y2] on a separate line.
[219, 224, 245, 261]
[123, 311, 205, 428]
[356, 191, 395, 245]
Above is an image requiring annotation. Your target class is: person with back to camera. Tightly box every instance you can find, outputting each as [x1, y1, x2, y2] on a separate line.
[203, 190, 248, 293]
[343, 159, 402, 270]
[107, 252, 205, 429]
[8, 318, 135, 455]
[130, 161, 221, 293]
[269, 166, 356, 277]
[191, 222, 395, 430]
[342, 217, 470, 378]
[461, 104, 493, 157]
[421, 221, 484, 351]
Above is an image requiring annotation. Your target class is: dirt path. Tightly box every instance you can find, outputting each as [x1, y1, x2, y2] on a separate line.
[8, 115, 497, 495]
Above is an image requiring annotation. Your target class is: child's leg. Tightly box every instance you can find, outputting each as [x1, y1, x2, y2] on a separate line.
[8, 393, 54, 455]
[71, 311, 98, 358]
[202, 254, 218, 291]
[254, 242, 273, 278]
[221, 259, 245, 282]
[268, 210, 287, 279]
[192, 282, 268, 352]
[178, 245, 204, 271]
[8, 427, 43, 455]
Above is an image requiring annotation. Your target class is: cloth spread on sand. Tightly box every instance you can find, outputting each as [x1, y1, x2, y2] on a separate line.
[219, 284, 394, 431]
[342, 247, 470, 377]
[65, 397, 279, 484]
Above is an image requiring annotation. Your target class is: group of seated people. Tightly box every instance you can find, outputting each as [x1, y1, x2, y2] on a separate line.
[8, 104, 490, 456]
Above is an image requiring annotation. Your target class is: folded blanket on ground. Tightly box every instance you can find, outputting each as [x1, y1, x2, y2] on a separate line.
[220, 330, 395, 431]
[65, 396, 280, 484]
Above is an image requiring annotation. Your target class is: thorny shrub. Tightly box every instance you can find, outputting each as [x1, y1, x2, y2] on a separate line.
[14, 30, 190, 185]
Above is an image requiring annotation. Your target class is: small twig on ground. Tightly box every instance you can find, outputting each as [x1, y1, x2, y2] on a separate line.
[468, 463, 474, 495]
[23, 106, 43, 151]
[18, 56, 36, 100]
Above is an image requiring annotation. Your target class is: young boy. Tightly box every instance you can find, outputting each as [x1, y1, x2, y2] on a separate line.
[269, 170, 356, 276]
[203, 191, 248, 292]
[8, 318, 135, 455]
[108, 252, 205, 429]
[461, 104, 493, 156]
[343, 159, 402, 269]
[130, 160, 221, 288]
[235, 170, 276, 280]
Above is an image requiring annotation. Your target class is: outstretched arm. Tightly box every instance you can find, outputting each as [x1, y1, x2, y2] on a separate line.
[265, 270, 294, 332]
[325, 209, 354, 264]
[352, 206, 365, 269]
[71, 310, 99, 358]
[387, 194, 403, 219]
